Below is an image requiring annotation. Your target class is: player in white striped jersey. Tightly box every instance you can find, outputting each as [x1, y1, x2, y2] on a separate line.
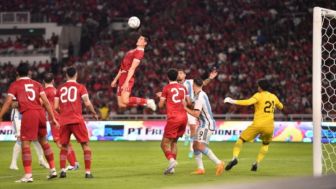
[184, 78, 224, 176]
[177, 68, 218, 158]
[9, 100, 49, 170]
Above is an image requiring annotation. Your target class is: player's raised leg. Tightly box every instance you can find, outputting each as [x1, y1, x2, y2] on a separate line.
[118, 90, 156, 111]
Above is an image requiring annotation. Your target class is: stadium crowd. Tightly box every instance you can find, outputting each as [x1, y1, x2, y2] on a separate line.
[1, 0, 335, 118]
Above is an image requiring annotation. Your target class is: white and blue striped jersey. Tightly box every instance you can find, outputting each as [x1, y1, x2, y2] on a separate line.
[194, 90, 216, 131]
[183, 79, 195, 102]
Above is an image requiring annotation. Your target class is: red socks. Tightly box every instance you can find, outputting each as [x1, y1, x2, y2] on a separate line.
[22, 147, 32, 174]
[60, 149, 68, 169]
[164, 150, 174, 160]
[84, 150, 92, 172]
[42, 143, 55, 169]
[67, 147, 77, 166]
[128, 97, 147, 107]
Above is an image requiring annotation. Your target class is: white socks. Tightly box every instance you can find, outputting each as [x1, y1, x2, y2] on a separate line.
[194, 152, 204, 170]
[32, 141, 44, 161]
[202, 148, 221, 165]
[10, 141, 21, 167]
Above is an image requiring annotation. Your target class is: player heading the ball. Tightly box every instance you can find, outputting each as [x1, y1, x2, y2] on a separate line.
[111, 33, 156, 112]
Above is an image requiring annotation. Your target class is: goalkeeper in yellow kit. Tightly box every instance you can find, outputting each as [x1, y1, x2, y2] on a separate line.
[223, 79, 284, 171]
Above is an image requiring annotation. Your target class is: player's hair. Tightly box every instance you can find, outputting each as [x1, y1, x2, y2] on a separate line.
[44, 73, 54, 83]
[66, 67, 77, 78]
[16, 63, 30, 77]
[194, 77, 204, 87]
[176, 67, 185, 73]
[167, 68, 178, 81]
[257, 79, 270, 91]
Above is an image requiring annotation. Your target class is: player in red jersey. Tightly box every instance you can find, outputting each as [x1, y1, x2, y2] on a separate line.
[157, 69, 188, 175]
[110, 33, 157, 111]
[0, 63, 59, 183]
[54, 67, 98, 179]
[43, 73, 79, 170]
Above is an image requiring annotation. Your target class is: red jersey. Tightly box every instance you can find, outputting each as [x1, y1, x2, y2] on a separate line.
[7, 77, 44, 113]
[161, 82, 188, 118]
[55, 81, 88, 125]
[44, 85, 59, 119]
[120, 48, 144, 71]
[44, 86, 57, 109]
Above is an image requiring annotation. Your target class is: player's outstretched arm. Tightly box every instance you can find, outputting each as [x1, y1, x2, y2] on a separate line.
[41, 93, 60, 128]
[203, 69, 218, 86]
[224, 97, 257, 106]
[0, 95, 14, 121]
[82, 95, 99, 120]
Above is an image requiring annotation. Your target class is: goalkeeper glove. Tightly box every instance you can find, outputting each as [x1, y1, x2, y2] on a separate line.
[224, 97, 236, 104]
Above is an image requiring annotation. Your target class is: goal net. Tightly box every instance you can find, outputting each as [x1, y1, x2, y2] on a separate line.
[313, 7, 336, 176]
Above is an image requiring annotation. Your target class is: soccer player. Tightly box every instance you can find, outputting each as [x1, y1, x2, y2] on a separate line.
[55, 67, 98, 179]
[9, 99, 50, 170]
[223, 79, 284, 171]
[177, 68, 218, 158]
[43, 73, 79, 170]
[157, 68, 188, 175]
[110, 33, 156, 111]
[0, 63, 59, 183]
[184, 78, 224, 176]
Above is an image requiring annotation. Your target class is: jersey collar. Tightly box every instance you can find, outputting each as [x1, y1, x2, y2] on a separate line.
[66, 80, 77, 83]
[169, 81, 178, 84]
[136, 47, 144, 51]
[18, 77, 30, 80]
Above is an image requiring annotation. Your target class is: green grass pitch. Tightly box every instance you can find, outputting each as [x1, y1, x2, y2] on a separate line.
[0, 141, 312, 189]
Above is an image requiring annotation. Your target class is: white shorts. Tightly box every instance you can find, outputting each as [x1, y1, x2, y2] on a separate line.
[187, 113, 197, 126]
[196, 127, 213, 144]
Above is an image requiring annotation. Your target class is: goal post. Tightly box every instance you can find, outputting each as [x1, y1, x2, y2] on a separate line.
[313, 7, 336, 176]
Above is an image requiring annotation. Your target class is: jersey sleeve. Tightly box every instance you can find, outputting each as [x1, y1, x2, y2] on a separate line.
[134, 50, 144, 61]
[274, 95, 284, 110]
[81, 85, 89, 98]
[234, 93, 258, 106]
[7, 83, 17, 98]
[55, 87, 60, 99]
[194, 95, 203, 111]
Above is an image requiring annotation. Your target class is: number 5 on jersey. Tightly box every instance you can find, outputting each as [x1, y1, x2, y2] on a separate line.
[24, 84, 36, 101]
[60, 86, 78, 103]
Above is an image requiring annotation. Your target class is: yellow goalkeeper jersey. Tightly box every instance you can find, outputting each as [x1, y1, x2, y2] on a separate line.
[235, 91, 283, 126]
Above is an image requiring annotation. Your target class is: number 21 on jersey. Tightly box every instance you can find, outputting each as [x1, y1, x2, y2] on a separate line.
[60, 86, 78, 103]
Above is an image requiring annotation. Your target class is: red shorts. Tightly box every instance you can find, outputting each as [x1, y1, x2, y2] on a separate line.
[60, 120, 89, 145]
[163, 116, 187, 139]
[117, 74, 135, 96]
[20, 109, 47, 141]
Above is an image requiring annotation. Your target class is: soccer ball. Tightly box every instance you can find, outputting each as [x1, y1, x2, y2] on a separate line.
[128, 16, 141, 29]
